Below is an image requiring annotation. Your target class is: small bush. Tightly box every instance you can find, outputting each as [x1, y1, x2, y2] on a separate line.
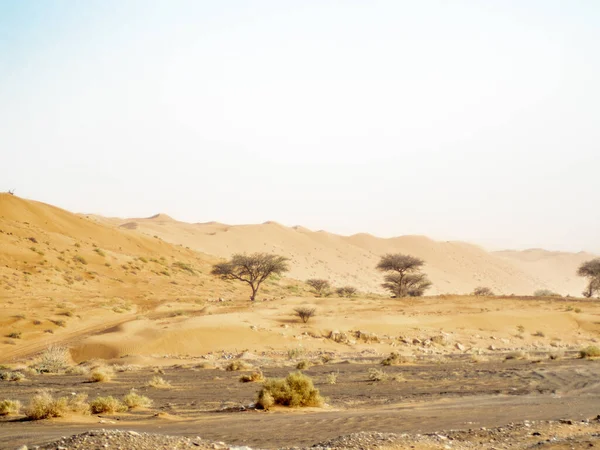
[89, 368, 113, 383]
[368, 367, 389, 381]
[90, 396, 127, 414]
[306, 279, 331, 297]
[122, 390, 152, 409]
[26, 391, 89, 420]
[325, 372, 339, 385]
[0, 399, 21, 416]
[50, 319, 66, 327]
[294, 307, 316, 323]
[256, 372, 324, 410]
[73, 255, 87, 265]
[533, 331, 545, 337]
[0, 371, 25, 381]
[225, 360, 251, 371]
[473, 286, 494, 296]
[34, 345, 71, 373]
[239, 370, 265, 383]
[380, 352, 412, 366]
[296, 360, 312, 370]
[173, 261, 195, 274]
[287, 348, 305, 360]
[505, 351, 527, 360]
[534, 289, 561, 297]
[336, 286, 357, 298]
[6, 332, 21, 339]
[147, 376, 172, 388]
[93, 248, 106, 257]
[579, 346, 600, 358]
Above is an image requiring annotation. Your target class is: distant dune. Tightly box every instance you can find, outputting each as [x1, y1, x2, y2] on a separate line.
[101, 213, 593, 296]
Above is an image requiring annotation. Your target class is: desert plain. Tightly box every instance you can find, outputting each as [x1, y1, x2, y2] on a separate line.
[1, 193, 599, 449]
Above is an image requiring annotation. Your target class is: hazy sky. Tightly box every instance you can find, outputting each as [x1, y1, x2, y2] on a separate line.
[1, 1, 599, 252]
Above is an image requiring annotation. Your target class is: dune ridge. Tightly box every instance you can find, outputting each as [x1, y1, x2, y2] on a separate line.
[99, 212, 593, 296]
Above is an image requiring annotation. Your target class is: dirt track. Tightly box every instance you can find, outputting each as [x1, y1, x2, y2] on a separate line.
[2, 357, 599, 449]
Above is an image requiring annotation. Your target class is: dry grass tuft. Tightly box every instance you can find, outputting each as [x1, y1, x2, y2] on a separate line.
[296, 360, 312, 370]
[26, 391, 90, 420]
[0, 399, 21, 416]
[368, 367, 389, 381]
[257, 371, 324, 410]
[239, 370, 265, 383]
[325, 372, 339, 385]
[90, 396, 127, 414]
[225, 360, 251, 371]
[89, 368, 113, 383]
[147, 375, 172, 389]
[0, 371, 25, 381]
[33, 345, 71, 373]
[122, 390, 153, 409]
[380, 352, 412, 366]
[505, 351, 528, 361]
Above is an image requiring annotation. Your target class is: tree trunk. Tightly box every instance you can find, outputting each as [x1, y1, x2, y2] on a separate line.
[250, 284, 258, 301]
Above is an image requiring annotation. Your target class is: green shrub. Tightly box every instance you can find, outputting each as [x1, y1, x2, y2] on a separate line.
[225, 360, 251, 371]
[256, 372, 324, 410]
[296, 360, 312, 370]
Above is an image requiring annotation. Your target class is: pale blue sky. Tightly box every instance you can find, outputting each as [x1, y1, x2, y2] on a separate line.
[1, 1, 599, 252]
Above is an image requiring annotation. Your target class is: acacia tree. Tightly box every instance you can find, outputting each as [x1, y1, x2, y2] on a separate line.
[377, 253, 431, 297]
[578, 258, 600, 298]
[211, 253, 289, 301]
[306, 279, 330, 297]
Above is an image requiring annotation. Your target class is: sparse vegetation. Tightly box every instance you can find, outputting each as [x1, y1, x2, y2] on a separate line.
[296, 360, 312, 370]
[335, 286, 357, 297]
[256, 371, 324, 410]
[325, 372, 339, 385]
[0, 371, 25, 381]
[577, 258, 600, 298]
[377, 254, 431, 297]
[173, 261, 195, 274]
[368, 367, 389, 381]
[381, 352, 411, 366]
[505, 351, 527, 360]
[26, 391, 90, 419]
[0, 399, 21, 416]
[306, 279, 331, 297]
[147, 375, 172, 388]
[294, 306, 316, 323]
[73, 255, 88, 265]
[473, 286, 494, 296]
[579, 346, 600, 358]
[239, 370, 265, 383]
[90, 396, 127, 414]
[89, 368, 113, 382]
[533, 289, 561, 297]
[6, 331, 21, 339]
[122, 390, 153, 409]
[34, 345, 71, 373]
[93, 248, 106, 257]
[226, 360, 251, 371]
[211, 253, 289, 301]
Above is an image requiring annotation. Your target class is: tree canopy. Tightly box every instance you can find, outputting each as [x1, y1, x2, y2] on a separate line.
[211, 253, 289, 301]
[376, 253, 431, 297]
[578, 258, 600, 298]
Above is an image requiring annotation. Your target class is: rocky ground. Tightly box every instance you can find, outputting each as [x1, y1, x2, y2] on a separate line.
[13, 419, 600, 450]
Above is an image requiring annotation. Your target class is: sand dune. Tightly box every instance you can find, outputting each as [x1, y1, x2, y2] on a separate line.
[101, 213, 593, 296]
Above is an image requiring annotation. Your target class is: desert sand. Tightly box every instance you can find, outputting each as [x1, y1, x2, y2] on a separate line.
[1, 194, 599, 449]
